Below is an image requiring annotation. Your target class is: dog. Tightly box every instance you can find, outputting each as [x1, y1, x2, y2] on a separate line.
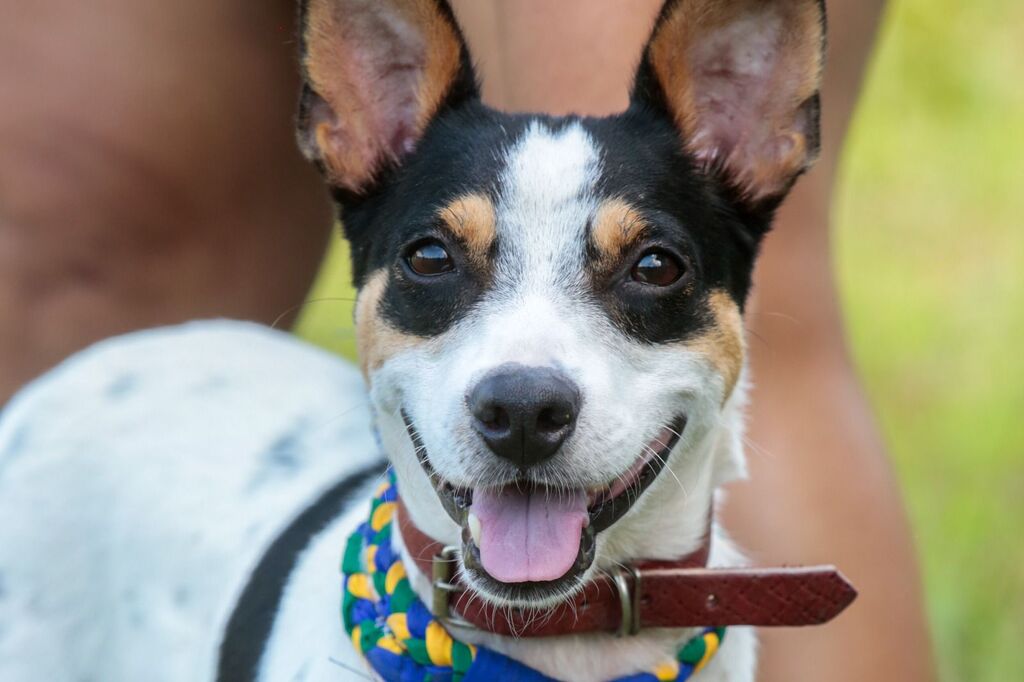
[0, 1, 832, 680]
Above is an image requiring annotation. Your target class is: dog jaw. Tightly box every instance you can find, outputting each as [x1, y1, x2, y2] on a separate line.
[387, 378, 754, 682]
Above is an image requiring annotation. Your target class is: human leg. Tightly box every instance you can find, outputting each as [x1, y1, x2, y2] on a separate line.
[0, 0, 333, 403]
[452, 1, 935, 678]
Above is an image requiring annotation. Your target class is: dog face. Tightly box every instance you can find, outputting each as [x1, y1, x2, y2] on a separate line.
[299, 0, 825, 605]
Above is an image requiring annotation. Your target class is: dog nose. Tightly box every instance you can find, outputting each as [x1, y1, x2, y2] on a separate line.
[468, 364, 580, 468]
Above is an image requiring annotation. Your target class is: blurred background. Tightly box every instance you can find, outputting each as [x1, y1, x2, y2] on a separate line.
[293, 1, 1024, 679]
[1, 0, 1020, 680]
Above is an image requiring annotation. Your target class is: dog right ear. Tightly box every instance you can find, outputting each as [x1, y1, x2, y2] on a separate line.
[297, 0, 478, 195]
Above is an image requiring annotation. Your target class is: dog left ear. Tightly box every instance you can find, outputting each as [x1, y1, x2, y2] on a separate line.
[297, 0, 477, 194]
[633, 0, 826, 208]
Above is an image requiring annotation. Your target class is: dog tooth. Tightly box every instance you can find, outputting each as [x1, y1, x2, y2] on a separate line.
[468, 512, 482, 546]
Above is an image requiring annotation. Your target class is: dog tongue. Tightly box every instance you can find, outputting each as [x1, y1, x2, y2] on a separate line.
[471, 487, 589, 583]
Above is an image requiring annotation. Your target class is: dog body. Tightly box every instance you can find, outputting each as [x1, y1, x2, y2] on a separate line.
[0, 323, 752, 682]
[0, 1, 828, 680]
[0, 325, 380, 681]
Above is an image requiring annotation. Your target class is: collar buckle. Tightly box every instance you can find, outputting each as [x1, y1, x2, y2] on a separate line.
[609, 564, 643, 637]
[431, 546, 477, 630]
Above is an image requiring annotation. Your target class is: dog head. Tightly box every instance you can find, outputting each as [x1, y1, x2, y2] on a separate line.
[298, 0, 825, 606]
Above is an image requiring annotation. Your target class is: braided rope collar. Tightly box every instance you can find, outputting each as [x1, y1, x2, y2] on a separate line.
[341, 472, 725, 682]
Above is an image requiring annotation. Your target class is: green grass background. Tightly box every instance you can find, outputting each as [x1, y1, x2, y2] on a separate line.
[296, 1, 1024, 679]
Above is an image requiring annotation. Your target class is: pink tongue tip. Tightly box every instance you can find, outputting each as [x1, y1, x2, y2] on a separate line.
[471, 486, 589, 584]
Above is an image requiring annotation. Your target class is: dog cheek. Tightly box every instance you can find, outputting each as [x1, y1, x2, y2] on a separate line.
[355, 270, 425, 382]
[684, 290, 746, 404]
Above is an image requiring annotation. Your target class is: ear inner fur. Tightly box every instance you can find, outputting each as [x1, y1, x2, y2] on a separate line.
[355, 270, 425, 380]
[302, 0, 467, 192]
[411, 1, 464, 132]
[687, 290, 746, 401]
[437, 194, 497, 268]
[644, 0, 825, 202]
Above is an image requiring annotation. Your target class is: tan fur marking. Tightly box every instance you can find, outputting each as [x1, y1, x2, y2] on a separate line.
[647, 0, 824, 200]
[410, 1, 463, 132]
[689, 290, 746, 402]
[355, 270, 424, 380]
[591, 199, 648, 267]
[437, 194, 497, 266]
[304, 0, 463, 191]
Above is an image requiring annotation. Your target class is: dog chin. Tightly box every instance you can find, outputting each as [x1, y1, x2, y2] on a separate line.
[402, 411, 687, 607]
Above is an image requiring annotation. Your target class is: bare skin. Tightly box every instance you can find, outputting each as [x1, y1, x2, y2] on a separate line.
[1, 0, 933, 678]
[451, 1, 935, 679]
[0, 1, 332, 402]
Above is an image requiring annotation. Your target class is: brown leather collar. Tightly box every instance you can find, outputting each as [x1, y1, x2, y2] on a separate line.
[398, 500, 856, 637]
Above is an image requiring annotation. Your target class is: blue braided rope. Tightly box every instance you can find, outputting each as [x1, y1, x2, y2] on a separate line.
[341, 471, 725, 682]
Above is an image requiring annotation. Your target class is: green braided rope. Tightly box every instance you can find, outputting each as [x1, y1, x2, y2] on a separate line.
[341, 473, 726, 682]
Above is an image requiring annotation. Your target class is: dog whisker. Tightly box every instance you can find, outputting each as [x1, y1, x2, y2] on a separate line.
[328, 658, 374, 680]
[639, 440, 688, 501]
[740, 434, 774, 461]
[270, 296, 359, 331]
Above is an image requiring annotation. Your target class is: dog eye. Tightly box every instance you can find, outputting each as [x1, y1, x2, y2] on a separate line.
[405, 240, 455, 277]
[631, 250, 684, 287]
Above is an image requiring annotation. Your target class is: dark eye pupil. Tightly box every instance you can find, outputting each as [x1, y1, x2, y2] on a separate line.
[407, 242, 454, 277]
[632, 251, 683, 287]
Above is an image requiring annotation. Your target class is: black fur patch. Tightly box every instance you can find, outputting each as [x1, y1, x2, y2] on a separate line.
[339, 104, 535, 339]
[335, 97, 771, 347]
[579, 105, 769, 344]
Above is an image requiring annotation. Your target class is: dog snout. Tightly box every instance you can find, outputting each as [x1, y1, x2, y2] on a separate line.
[467, 363, 580, 468]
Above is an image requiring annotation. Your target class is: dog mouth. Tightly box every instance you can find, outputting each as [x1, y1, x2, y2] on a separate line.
[402, 412, 687, 601]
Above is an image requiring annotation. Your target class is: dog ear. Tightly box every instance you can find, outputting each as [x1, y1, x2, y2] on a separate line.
[632, 0, 826, 207]
[297, 0, 477, 194]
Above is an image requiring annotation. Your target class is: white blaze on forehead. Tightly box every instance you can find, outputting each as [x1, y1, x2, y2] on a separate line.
[495, 122, 602, 282]
[429, 121, 610, 413]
